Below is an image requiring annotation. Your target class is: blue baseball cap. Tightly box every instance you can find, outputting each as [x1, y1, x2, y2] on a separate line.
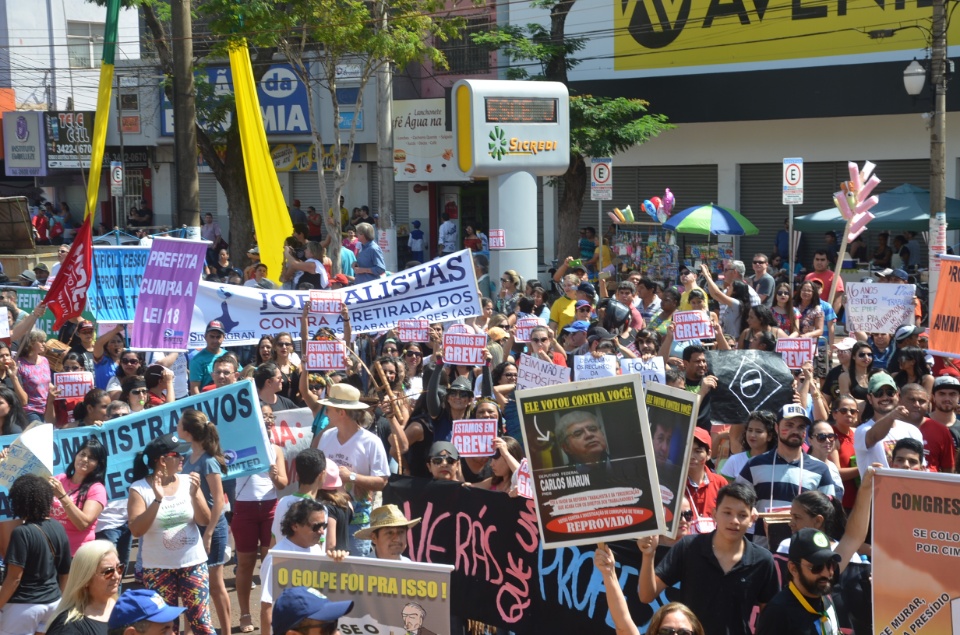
[273, 587, 354, 635]
[108, 590, 186, 629]
[563, 320, 590, 333]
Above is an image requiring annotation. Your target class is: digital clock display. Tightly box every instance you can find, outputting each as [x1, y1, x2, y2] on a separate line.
[485, 97, 558, 123]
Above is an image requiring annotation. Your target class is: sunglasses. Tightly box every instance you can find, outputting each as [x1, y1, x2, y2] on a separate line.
[500, 278, 511, 283]
[163, 452, 183, 460]
[430, 456, 457, 466]
[680, 510, 694, 521]
[802, 560, 836, 575]
[834, 407, 857, 415]
[753, 261, 767, 265]
[99, 563, 125, 578]
[130, 388, 148, 395]
[530, 337, 549, 343]
[277, 342, 294, 347]
[449, 390, 473, 399]
[311, 522, 329, 532]
[121, 358, 140, 365]
[658, 629, 695, 635]
[857, 352, 873, 359]
[777, 291, 790, 296]
[404, 351, 422, 358]
[872, 387, 897, 398]
[814, 433, 836, 442]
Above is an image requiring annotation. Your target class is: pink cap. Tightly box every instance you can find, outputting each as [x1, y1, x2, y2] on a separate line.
[321, 462, 342, 490]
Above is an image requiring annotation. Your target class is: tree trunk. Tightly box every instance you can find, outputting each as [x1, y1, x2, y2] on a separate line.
[557, 154, 586, 265]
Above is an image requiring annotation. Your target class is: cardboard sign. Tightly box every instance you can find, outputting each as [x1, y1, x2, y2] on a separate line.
[845, 282, 915, 334]
[54, 371, 95, 399]
[775, 337, 818, 370]
[397, 318, 429, 342]
[706, 350, 795, 423]
[489, 229, 506, 249]
[0, 424, 54, 489]
[517, 354, 570, 391]
[515, 317, 545, 343]
[443, 332, 486, 365]
[309, 289, 343, 314]
[573, 354, 618, 381]
[305, 340, 345, 371]
[451, 419, 498, 457]
[672, 310, 714, 341]
[0, 307, 7, 339]
[446, 323, 473, 335]
[620, 357, 666, 386]
[516, 458, 533, 499]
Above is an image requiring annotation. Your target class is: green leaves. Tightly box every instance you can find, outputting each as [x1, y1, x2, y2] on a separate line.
[488, 126, 507, 161]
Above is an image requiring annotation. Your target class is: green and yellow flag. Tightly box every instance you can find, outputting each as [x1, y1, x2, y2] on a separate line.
[44, 0, 120, 327]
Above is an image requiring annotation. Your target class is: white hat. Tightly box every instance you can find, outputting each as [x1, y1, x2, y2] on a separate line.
[317, 383, 369, 410]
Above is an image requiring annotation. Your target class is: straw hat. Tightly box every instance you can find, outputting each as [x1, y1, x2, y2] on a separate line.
[353, 504, 421, 540]
[317, 384, 369, 410]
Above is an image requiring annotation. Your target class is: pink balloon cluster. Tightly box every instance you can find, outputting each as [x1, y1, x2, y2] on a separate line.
[641, 189, 675, 222]
[833, 162, 879, 242]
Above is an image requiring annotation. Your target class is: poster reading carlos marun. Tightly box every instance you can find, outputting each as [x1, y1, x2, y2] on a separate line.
[516, 374, 664, 549]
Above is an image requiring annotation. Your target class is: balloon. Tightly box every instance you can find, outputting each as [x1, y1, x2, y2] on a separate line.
[663, 188, 675, 215]
[650, 196, 663, 212]
[607, 212, 621, 224]
[643, 200, 657, 220]
[622, 205, 635, 222]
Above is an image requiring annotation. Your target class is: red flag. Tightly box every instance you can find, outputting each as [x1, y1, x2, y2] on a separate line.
[42, 218, 93, 329]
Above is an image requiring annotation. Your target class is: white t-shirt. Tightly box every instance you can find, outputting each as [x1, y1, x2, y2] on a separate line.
[271, 493, 315, 542]
[261, 536, 325, 605]
[720, 451, 752, 480]
[853, 418, 923, 477]
[148, 352, 189, 400]
[95, 499, 128, 533]
[317, 427, 390, 482]
[293, 259, 330, 289]
[129, 474, 206, 569]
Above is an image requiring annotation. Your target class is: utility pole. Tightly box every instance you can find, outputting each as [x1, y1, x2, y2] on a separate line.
[929, 0, 947, 304]
[171, 0, 201, 228]
[375, 0, 398, 271]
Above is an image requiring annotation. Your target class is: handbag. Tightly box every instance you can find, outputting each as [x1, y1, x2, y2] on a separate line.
[42, 339, 71, 373]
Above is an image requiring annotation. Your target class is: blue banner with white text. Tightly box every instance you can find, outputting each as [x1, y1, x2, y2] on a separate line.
[87, 246, 150, 323]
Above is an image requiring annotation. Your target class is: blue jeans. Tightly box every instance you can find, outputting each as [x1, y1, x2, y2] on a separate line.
[26, 412, 44, 423]
[198, 514, 229, 566]
[96, 524, 133, 569]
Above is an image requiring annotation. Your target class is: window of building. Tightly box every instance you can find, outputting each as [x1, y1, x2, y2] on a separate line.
[67, 22, 105, 68]
[437, 18, 491, 75]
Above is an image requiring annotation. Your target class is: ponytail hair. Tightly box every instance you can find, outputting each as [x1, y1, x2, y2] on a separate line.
[179, 409, 227, 473]
[793, 490, 846, 542]
[132, 449, 154, 481]
[73, 388, 108, 424]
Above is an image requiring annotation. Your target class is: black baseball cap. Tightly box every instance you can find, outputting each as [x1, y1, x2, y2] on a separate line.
[789, 528, 841, 565]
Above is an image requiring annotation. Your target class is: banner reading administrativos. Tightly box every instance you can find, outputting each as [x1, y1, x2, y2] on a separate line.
[190, 249, 481, 346]
[270, 552, 453, 635]
[873, 469, 960, 635]
[132, 237, 207, 351]
[516, 374, 664, 549]
[0, 381, 270, 521]
[86, 246, 149, 323]
[928, 254, 960, 358]
[644, 383, 698, 539]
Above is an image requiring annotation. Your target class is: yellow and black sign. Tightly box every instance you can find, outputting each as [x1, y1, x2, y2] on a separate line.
[613, 0, 958, 70]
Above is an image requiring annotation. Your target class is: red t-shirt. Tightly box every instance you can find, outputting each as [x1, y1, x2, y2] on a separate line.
[686, 470, 726, 518]
[920, 417, 956, 472]
[806, 270, 843, 300]
[833, 425, 858, 509]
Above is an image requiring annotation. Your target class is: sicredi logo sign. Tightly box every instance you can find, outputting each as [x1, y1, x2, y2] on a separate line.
[487, 127, 560, 161]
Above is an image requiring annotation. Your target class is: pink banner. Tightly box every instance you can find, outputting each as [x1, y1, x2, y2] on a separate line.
[132, 238, 207, 351]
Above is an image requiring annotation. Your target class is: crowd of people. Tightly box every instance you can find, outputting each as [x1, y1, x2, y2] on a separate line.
[0, 212, 955, 635]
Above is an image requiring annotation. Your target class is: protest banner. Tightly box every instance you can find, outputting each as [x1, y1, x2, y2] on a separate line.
[573, 354, 617, 381]
[131, 238, 207, 351]
[928, 254, 960, 358]
[305, 340, 345, 371]
[516, 353, 570, 391]
[398, 319, 429, 342]
[451, 419, 497, 457]
[706, 349, 794, 423]
[190, 249, 481, 346]
[516, 458, 533, 499]
[644, 383, 698, 538]
[620, 356, 666, 386]
[672, 310, 714, 341]
[0, 381, 270, 520]
[515, 317, 544, 343]
[270, 552, 453, 635]
[384, 477, 684, 633]
[0, 286, 78, 338]
[270, 407, 316, 498]
[775, 337, 817, 370]
[515, 374, 664, 549]
[442, 332, 486, 365]
[845, 282, 916, 334]
[0, 307, 7, 340]
[0, 424, 54, 489]
[446, 323, 473, 335]
[55, 371, 94, 399]
[87, 245, 149, 323]
[309, 289, 342, 314]
[873, 469, 960, 635]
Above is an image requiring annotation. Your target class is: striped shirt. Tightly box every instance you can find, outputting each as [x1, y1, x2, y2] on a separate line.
[737, 449, 836, 512]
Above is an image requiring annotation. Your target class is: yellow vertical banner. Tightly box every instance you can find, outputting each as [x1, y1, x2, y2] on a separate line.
[228, 41, 293, 280]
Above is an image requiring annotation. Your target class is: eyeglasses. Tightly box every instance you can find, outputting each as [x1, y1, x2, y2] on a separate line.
[311, 522, 329, 532]
[834, 407, 857, 415]
[872, 387, 897, 398]
[130, 388, 148, 395]
[530, 337, 549, 343]
[121, 358, 140, 365]
[430, 456, 457, 466]
[857, 352, 873, 359]
[501, 278, 511, 283]
[802, 560, 837, 575]
[814, 433, 836, 442]
[568, 424, 600, 440]
[99, 563, 125, 578]
[658, 629, 695, 635]
[449, 390, 473, 399]
[58, 249, 69, 255]
[262, 414, 277, 421]
[680, 510, 694, 521]
[404, 351, 422, 358]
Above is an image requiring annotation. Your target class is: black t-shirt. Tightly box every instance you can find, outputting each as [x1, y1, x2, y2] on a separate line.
[69, 346, 96, 374]
[755, 586, 838, 635]
[822, 363, 845, 402]
[46, 614, 110, 635]
[262, 395, 298, 412]
[655, 532, 779, 635]
[6, 519, 72, 604]
[684, 377, 712, 431]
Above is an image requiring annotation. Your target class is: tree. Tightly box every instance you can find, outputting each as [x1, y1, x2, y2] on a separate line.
[472, 0, 672, 264]
[202, 0, 464, 273]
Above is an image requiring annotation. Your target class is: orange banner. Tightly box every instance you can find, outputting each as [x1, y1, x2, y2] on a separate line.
[873, 469, 960, 635]
[927, 255, 960, 359]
